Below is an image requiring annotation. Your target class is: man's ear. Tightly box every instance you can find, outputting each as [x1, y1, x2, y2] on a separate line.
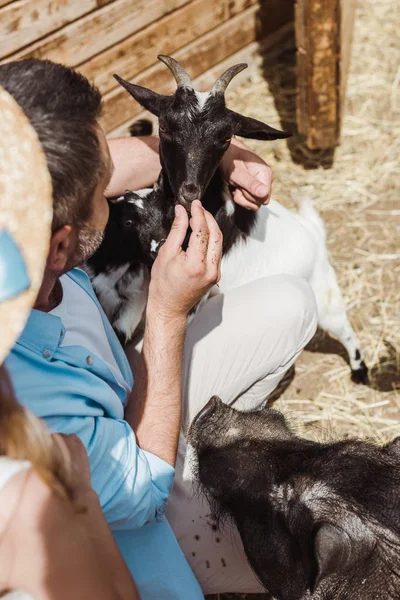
[312, 521, 375, 592]
[47, 225, 73, 272]
[114, 75, 171, 116]
[228, 109, 292, 140]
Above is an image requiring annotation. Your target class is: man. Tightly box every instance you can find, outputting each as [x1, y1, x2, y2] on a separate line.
[2, 59, 317, 598]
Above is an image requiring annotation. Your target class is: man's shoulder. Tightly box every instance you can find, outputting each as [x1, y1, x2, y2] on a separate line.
[66, 267, 92, 290]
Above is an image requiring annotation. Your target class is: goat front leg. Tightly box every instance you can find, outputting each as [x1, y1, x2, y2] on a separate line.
[113, 266, 150, 345]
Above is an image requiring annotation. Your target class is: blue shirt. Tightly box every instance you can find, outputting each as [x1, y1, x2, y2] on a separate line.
[6, 268, 203, 599]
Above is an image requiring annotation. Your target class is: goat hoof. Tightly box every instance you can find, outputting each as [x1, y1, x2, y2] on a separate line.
[351, 361, 369, 385]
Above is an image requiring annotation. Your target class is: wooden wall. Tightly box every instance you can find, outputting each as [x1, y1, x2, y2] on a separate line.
[0, 0, 293, 137]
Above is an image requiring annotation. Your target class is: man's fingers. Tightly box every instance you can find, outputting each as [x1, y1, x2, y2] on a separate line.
[232, 188, 261, 211]
[186, 200, 209, 265]
[230, 164, 270, 198]
[204, 210, 222, 278]
[162, 204, 189, 255]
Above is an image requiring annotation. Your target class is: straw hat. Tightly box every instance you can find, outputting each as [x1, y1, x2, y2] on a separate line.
[0, 85, 53, 364]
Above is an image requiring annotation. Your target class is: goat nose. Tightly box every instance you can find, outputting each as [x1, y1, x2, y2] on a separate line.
[192, 396, 221, 427]
[180, 183, 200, 204]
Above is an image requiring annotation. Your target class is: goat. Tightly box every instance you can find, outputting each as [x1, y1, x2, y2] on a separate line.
[113, 55, 368, 383]
[189, 396, 400, 600]
[85, 183, 173, 343]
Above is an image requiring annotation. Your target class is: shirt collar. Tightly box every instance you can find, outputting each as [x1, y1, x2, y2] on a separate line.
[15, 308, 64, 357]
[15, 267, 133, 387]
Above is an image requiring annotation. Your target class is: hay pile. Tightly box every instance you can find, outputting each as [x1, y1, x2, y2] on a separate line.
[225, 0, 399, 446]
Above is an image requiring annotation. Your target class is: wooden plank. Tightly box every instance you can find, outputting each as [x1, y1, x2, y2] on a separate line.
[338, 0, 357, 131]
[80, 0, 259, 95]
[108, 22, 294, 139]
[0, 0, 115, 59]
[295, 0, 339, 148]
[8, 0, 190, 66]
[100, 0, 293, 132]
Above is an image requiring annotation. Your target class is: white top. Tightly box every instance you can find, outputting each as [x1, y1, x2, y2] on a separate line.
[0, 457, 35, 600]
[51, 274, 131, 394]
[0, 456, 30, 491]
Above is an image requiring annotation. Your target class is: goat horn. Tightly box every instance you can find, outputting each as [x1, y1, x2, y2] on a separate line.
[211, 63, 248, 95]
[158, 55, 193, 89]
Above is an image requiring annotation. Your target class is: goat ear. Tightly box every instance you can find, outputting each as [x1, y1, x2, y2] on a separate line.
[312, 522, 374, 591]
[114, 75, 170, 116]
[228, 109, 291, 140]
[384, 436, 400, 457]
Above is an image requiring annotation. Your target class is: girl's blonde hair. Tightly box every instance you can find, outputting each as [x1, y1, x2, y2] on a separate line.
[0, 363, 73, 501]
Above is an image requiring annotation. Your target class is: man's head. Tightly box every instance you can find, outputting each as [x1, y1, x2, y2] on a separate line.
[0, 59, 113, 274]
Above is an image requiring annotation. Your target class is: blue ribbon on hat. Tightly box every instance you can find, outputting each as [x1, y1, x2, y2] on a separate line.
[0, 228, 30, 303]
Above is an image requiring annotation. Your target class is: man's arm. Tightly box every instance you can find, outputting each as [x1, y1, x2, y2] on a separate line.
[125, 200, 222, 466]
[106, 136, 160, 196]
[106, 135, 272, 210]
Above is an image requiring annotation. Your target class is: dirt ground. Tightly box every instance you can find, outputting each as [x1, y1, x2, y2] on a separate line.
[209, 0, 399, 597]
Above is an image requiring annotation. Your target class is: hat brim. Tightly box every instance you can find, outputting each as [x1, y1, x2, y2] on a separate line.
[0, 85, 53, 363]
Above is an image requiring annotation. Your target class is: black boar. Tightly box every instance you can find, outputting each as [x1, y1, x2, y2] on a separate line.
[189, 396, 400, 600]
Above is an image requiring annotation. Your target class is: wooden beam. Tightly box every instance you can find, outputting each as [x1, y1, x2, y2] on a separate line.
[295, 0, 357, 149]
[7, 0, 189, 66]
[80, 0, 259, 95]
[295, 0, 339, 149]
[100, 0, 293, 132]
[0, 0, 116, 59]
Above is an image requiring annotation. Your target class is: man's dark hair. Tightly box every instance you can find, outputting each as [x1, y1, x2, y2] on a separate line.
[0, 59, 105, 232]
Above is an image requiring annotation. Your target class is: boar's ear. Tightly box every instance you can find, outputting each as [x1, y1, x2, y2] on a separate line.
[228, 109, 292, 141]
[384, 436, 400, 457]
[114, 75, 171, 116]
[312, 522, 374, 591]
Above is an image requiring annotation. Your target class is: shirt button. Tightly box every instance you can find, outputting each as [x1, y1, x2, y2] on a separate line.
[43, 349, 51, 359]
[86, 355, 94, 365]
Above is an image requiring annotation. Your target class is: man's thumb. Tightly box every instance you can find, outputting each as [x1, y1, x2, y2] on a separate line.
[163, 204, 189, 253]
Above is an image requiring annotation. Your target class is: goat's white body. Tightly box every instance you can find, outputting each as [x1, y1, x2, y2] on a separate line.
[89, 188, 365, 378]
[219, 196, 364, 374]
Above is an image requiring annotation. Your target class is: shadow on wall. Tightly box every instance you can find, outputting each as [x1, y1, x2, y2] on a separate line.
[256, 1, 336, 170]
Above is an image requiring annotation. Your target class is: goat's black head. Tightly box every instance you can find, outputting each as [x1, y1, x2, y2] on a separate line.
[109, 182, 173, 265]
[189, 397, 400, 600]
[114, 55, 291, 209]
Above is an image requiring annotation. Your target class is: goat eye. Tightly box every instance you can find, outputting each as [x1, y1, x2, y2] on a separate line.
[124, 219, 133, 228]
[159, 124, 168, 134]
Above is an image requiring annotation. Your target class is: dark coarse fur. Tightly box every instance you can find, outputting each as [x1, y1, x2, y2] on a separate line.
[189, 397, 400, 600]
[88, 187, 172, 275]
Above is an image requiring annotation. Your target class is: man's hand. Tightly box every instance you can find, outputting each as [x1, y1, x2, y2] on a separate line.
[148, 200, 222, 321]
[220, 137, 273, 211]
[127, 202, 222, 466]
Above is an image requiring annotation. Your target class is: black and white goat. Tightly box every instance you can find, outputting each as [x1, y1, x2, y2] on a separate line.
[111, 55, 368, 383]
[86, 183, 173, 343]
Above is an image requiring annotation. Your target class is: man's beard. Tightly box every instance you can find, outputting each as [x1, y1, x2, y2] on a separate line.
[65, 222, 104, 272]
